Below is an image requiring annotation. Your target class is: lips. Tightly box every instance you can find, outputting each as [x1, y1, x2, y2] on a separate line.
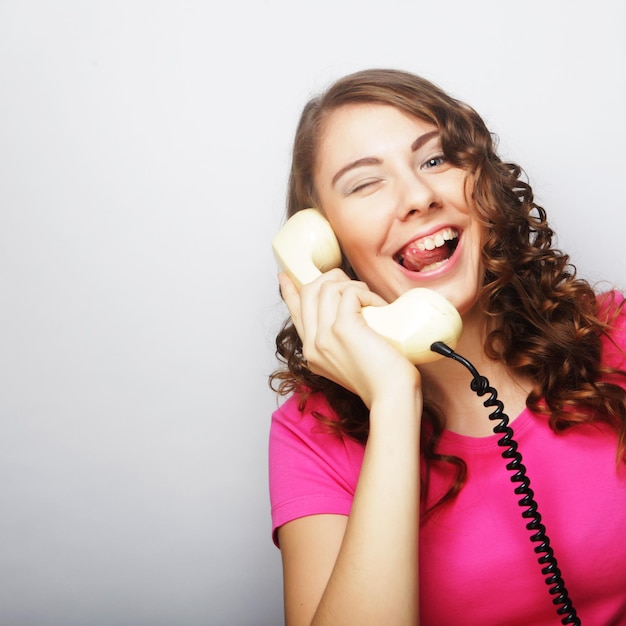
[394, 227, 460, 272]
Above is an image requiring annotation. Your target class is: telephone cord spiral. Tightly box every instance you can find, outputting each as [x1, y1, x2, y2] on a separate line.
[430, 342, 581, 626]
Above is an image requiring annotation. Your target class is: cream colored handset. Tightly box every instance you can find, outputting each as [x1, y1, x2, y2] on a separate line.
[272, 208, 463, 364]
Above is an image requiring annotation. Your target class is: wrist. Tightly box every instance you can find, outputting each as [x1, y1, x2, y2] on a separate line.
[368, 368, 422, 430]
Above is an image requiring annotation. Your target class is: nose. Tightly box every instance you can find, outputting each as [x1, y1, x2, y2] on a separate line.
[396, 170, 441, 219]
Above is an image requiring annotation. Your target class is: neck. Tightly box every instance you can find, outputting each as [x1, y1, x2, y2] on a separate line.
[419, 310, 532, 437]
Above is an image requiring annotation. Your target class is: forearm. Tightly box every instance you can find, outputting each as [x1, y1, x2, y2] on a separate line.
[312, 380, 421, 625]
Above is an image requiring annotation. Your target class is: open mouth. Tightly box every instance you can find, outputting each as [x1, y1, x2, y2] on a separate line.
[394, 227, 460, 272]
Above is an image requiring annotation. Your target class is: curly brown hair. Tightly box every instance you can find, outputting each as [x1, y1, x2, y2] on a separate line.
[269, 68, 626, 515]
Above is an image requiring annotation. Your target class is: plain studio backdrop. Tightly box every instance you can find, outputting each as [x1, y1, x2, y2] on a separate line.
[0, 1, 623, 624]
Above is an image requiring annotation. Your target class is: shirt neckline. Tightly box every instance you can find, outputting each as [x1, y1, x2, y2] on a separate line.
[438, 407, 535, 451]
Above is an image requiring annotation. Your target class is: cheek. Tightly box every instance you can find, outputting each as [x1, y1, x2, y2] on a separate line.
[333, 233, 384, 288]
[465, 224, 486, 280]
[336, 224, 384, 276]
[338, 239, 371, 279]
[328, 212, 375, 259]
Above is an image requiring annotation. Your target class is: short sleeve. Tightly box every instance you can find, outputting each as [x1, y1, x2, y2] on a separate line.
[268, 393, 364, 546]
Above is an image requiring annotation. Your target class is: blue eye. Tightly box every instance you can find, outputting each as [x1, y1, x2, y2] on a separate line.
[422, 155, 446, 169]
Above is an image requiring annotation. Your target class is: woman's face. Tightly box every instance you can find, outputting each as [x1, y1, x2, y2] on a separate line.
[313, 103, 485, 317]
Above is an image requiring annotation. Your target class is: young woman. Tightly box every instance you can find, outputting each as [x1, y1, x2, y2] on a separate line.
[269, 69, 626, 625]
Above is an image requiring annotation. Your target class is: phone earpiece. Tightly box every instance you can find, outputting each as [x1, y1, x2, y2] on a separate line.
[272, 208, 463, 364]
[272, 209, 343, 290]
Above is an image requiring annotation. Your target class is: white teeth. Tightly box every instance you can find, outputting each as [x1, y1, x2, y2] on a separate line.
[412, 227, 458, 252]
[421, 259, 448, 272]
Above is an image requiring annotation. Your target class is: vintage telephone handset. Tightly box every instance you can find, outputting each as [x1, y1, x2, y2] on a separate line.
[273, 208, 581, 625]
[272, 208, 464, 364]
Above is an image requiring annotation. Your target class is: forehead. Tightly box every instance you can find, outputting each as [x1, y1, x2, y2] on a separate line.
[316, 103, 437, 171]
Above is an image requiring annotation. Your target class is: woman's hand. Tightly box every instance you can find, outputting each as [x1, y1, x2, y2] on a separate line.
[279, 269, 419, 408]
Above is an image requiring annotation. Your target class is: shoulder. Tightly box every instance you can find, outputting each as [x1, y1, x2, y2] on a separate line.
[271, 391, 335, 433]
[270, 392, 344, 457]
[270, 391, 364, 479]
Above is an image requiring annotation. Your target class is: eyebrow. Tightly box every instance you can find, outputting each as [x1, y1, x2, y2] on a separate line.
[331, 130, 441, 187]
[331, 157, 381, 186]
[411, 130, 439, 152]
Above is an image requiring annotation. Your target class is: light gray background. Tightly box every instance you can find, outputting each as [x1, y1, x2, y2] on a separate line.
[0, 1, 623, 625]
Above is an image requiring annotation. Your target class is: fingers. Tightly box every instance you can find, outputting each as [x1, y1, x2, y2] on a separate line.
[312, 278, 371, 350]
[278, 269, 351, 355]
[278, 271, 421, 408]
[279, 269, 381, 368]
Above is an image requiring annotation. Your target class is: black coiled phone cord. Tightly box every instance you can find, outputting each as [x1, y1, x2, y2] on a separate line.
[430, 342, 581, 626]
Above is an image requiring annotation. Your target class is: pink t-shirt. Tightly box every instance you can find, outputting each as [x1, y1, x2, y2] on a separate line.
[269, 292, 626, 625]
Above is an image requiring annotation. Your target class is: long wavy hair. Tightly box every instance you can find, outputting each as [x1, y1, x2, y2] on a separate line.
[269, 68, 626, 516]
